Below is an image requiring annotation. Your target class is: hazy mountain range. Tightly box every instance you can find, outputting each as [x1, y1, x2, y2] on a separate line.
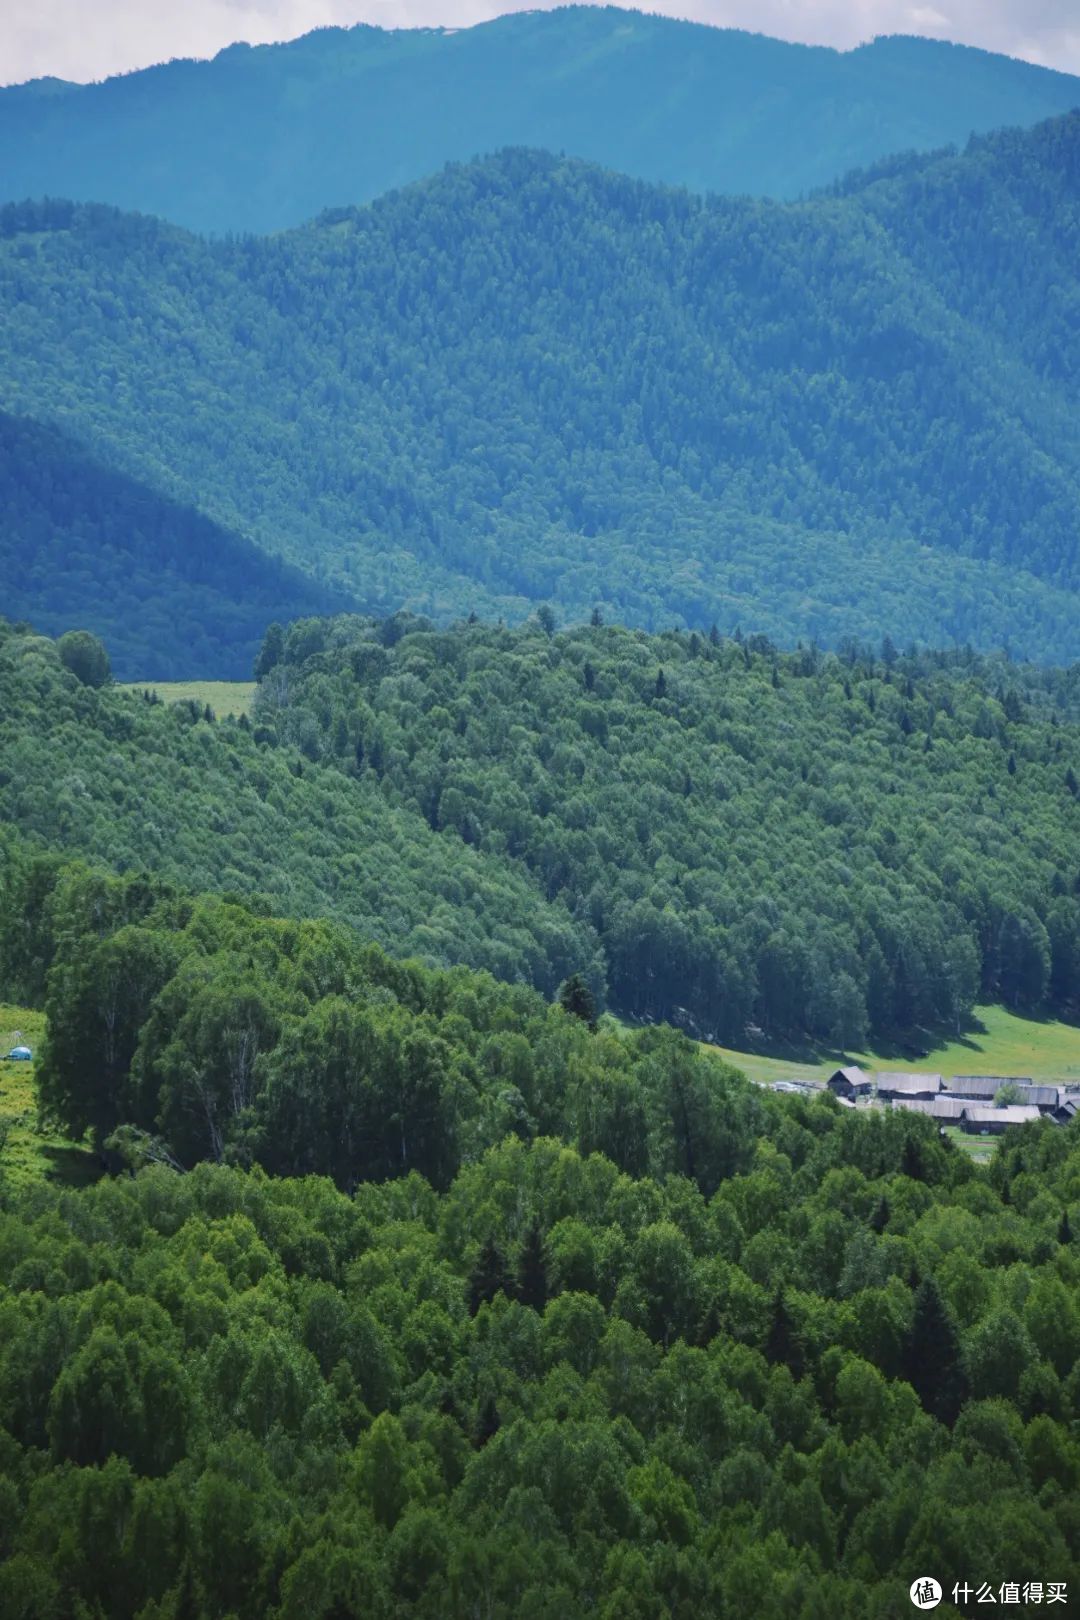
[2, 6, 1079, 236]
[3, 112, 1080, 670]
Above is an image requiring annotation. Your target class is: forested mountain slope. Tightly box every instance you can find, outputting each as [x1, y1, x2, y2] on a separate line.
[2, 6, 1079, 234]
[3, 120, 1080, 659]
[264, 614, 1080, 1045]
[0, 622, 597, 992]
[0, 412, 349, 678]
[4, 613, 1079, 1048]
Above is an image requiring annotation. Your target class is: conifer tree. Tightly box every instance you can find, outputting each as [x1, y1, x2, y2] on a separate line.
[517, 1221, 548, 1312]
[469, 1236, 513, 1316]
[558, 974, 597, 1030]
[765, 1291, 804, 1379]
[904, 1277, 967, 1427]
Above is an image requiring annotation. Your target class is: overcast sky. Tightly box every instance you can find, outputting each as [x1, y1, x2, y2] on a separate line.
[4, 0, 1080, 87]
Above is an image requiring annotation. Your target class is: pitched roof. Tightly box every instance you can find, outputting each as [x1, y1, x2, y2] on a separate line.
[961, 1105, 1041, 1126]
[828, 1065, 872, 1088]
[943, 1076, 1027, 1099]
[892, 1096, 967, 1119]
[1019, 1086, 1062, 1109]
[943, 1078, 1058, 1107]
[876, 1071, 943, 1096]
[930, 1097, 968, 1120]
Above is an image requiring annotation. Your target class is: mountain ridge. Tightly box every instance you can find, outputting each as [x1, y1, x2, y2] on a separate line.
[4, 119, 1080, 661]
[2, 6, 1078, 235]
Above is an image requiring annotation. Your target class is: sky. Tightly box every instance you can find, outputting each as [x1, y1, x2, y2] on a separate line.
[3, 0, 1080, 87]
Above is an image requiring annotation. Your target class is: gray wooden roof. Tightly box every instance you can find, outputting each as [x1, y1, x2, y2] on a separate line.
[876, 1071, 943, 1096]
[930, 1097, 968, 1120]
[828, 1065, 872, 1088]
[1021, 1087, 1061, 1109]
[944, 1076, 1030, 1099]
[892, 1096, 967, 1120]
[961, 1105, 1041, 1126]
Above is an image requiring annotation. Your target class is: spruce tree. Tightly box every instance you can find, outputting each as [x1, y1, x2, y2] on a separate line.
[765, 1291, 804, 1379]
[903, 1277, 967, 1427]
[476, 1392, 502, 1448]
[469, 1236, 513, 1316]
[558, 974, 597, 1030]
[517, 1220, 548, 1312]
[900, 1136, 925, 1182]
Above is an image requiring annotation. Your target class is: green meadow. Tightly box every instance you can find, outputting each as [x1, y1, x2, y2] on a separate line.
[710, 1003, 1080, 1088]
[119, 679, 256, 718]
[0, 1005, 99, 1191]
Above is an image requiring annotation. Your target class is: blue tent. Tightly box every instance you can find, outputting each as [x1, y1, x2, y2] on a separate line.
[6, 1046, 31, 1061]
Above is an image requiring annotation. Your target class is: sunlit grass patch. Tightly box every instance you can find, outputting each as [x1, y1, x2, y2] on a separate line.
[0, 1005, 100, 1191]
[119, 680, 257, 718]
[708, 1003, 1080, 1089]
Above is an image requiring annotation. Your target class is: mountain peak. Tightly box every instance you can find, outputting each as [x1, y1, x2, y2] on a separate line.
[2, 6, 1078, 235]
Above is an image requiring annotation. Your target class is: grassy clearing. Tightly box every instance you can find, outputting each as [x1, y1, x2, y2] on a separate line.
[119, 680, 257, 718]
[0, 1005, 101, 1192]
[940, 1124, 996, 1165]
[708, 1003, 1080, 1088]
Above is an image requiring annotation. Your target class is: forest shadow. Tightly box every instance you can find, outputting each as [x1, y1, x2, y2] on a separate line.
[41, 1143, 104, 1188]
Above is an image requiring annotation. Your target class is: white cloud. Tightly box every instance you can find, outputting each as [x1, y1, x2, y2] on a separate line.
[3, 0, 1080, 86]
[908, 6, 951, 30]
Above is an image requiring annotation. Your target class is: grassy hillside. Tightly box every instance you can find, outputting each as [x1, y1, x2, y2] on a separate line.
[711, 1003, 1080, 1087]
[4, 121, 1080, 660]
[2, 7, 1079, 233]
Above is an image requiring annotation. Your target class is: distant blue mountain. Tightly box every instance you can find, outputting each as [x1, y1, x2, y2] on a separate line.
[1, 6, 1078, 234]
[4, 116, 1080, 662]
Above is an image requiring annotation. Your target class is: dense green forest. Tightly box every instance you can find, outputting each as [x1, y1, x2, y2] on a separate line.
[0, 412, 348, 678]
[0, 622, 596, 993]
[0, 857, 1078, 1616]
[3, 614, 1079, 1047]
[4, 119, 1080, 659]
[3, 6, 1079, 234]
[261, 612, 1080, 1044]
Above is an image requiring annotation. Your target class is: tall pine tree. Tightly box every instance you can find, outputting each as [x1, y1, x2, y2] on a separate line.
[904, 1277, 967, 1427]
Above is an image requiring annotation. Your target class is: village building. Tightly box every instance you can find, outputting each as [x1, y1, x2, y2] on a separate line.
[961, 1104, 1042, 1135]
[1053, 1096, 1079, 1127]
[826, 1065, 873, 1101]
[942, 1076, 1032, 1102]
[890, 1096, 967, 1121]
[941, 1077, 1061, 1113]
[875, 1071, 943, 1103]
[1018, 1085, 1063, 1113]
